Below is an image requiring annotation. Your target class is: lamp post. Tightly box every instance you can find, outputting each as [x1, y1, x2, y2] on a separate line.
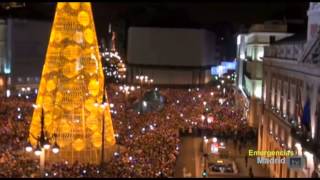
[100, 84, 108, 166]
[135, 75, 149, 113]
[119, 84, 135, 122]
[26, 107, 60, 177]
[148, 79, 154, 90]
[203, 141, 208, 178]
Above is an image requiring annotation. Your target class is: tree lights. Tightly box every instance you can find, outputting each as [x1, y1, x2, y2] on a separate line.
[29, 2, 115, 164]
[100, 28, 126, 84]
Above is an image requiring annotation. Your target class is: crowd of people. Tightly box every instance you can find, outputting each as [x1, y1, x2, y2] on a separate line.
[0, 96, 39, 177]
[0, 76, 254, 178]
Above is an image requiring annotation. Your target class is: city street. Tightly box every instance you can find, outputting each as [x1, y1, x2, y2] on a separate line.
[174, 136, 202, 178]
[175, 135, 270, 178]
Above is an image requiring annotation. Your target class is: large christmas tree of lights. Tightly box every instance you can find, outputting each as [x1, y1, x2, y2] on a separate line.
[29, 2, 115, 164]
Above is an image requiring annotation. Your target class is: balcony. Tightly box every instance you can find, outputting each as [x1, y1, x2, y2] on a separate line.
[291, 127, 320, 158]
[269, 106, 292, 127]
[267, 106, 320, 158]
[264, 41, 304, 61]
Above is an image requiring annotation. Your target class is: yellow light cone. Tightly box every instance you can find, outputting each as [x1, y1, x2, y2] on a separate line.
[29, 2, 115, 164]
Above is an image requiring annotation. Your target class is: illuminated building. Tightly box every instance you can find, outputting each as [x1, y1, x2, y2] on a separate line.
[258, 2, 320, 177]
[127, 27, 219, 86]
[29, 2, 115, 164]
[235, 21, 293, 127]
[211, 60, 236, 77]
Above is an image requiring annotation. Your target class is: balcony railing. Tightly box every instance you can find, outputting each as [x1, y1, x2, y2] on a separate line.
[269, 106, 292, 126]
[267, 106, 320, 159]
[264, 42, 305, 61]
[291, 127, 320, 158]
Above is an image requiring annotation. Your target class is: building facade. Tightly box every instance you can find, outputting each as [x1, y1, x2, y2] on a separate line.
[0, 19, 9, 93]
[0, 18, 51, 95]
[126, 27, 219, 86]
[258, 3, 320, 178]
[236, 21, 293, 127]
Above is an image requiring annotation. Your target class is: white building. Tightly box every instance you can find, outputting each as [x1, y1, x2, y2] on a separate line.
[258, 2, 320, 178]
[126, 27, 219, 86]
[236, 21, 293, 127]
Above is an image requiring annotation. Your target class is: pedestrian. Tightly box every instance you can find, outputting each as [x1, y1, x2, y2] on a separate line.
[188, 126, 192, 134]
[249, 166, 254, 178]
[238, 143, 242, 154]
[311, 170, 318, 178]
[245, 155, 248, 168]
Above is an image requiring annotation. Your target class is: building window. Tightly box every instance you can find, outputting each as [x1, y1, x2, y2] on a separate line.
[270, 36, 276, 44]
[290, 83, 296, 117]
[277, 79, 282, 110]
[287, 80, 291, 117]
[273, 77, 277, 108]
[280, 78, 284, 115]
[294, 80, 303, 125]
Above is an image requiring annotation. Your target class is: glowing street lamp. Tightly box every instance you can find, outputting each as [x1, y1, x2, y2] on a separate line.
[212, 137, 218, 143]
[34, 144, 42, 156]
[143, 101, 147, 108]
[25, 141, 33, 152]
[43, 138, 51, 150]
[26, 108, 60, 177]
[52, 142, 60, 154]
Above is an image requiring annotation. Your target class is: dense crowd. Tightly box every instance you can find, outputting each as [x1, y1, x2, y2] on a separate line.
[0, 78, 254, 178]
[0, 96, 39, 178]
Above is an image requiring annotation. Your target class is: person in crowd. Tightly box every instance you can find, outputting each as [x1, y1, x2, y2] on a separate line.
[0, 79, 252, 178]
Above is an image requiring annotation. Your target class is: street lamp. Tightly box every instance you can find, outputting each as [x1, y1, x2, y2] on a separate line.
[136, 75, 147, 113]
[52, 142, 60, 154]
[202, 169, 208, 178]
[34, 143, 42, 156]
[25, 141, 33, 152]
[26, 107, 60, 177]
[100, 85, 108, 166]
[43, 138, 51, 150]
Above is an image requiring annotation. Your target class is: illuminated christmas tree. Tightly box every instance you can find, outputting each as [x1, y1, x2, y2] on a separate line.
[28, 2, 115, 164]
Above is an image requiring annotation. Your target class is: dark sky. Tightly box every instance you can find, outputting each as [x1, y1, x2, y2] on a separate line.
[0, 2, 309, 30]
[0, 2, 309, 58]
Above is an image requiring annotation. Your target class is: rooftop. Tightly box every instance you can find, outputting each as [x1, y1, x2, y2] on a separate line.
[271, 33, 306, 45]
[249, 20, 287, 33]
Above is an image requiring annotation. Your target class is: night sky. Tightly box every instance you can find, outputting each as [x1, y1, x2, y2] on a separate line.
[0, 2, 309, 58]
